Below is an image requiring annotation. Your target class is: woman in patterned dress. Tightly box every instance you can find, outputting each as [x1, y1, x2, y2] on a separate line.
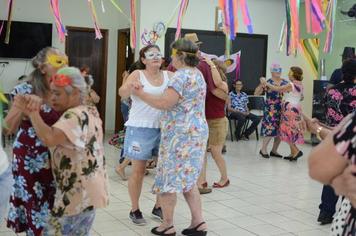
[18, 67, 109, 236]
[4, 47, 67, 236]
[255, 64, 289, 158]
[260, 67, 304, 161]
[133, 39, 208, 236]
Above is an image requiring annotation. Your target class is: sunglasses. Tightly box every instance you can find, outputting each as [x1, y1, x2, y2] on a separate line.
[50, 74, 72, 87]
[144, 52, 163, 60]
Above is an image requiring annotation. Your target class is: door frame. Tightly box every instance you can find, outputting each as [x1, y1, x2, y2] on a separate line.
[65, 26, 109, 129]
[115, 28, 133, 132]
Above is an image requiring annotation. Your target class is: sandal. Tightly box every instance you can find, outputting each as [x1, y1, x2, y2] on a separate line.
[151, 226, 176, 236]
[182, 222, 207, 236]
[213, 179, 230, 188]
[147, 160, 156, 169]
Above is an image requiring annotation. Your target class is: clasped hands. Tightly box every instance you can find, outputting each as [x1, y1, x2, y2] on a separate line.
[129, 77, 144, 97]
[13, 94, 43, 116]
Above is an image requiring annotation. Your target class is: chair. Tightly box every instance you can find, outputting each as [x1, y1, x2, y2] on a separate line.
[240, 96, 265, 141]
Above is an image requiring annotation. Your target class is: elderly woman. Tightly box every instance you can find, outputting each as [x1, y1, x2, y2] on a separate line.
[260, 66, 305, 161]
[17, 67, 109, 235]
[309, 59, 356, 236]
[133, 39, 208, 236]
[255, 64, 289, 158]
[4, 47, 67, 236]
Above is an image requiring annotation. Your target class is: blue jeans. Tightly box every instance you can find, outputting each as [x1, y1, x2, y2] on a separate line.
[319, 185, 338, 216]
[0, 166, 13, 224]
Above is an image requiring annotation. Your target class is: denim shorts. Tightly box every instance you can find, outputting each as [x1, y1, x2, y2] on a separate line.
[123, 126, 160, 161]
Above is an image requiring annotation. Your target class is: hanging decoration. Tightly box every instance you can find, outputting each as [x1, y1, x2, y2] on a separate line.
[323, 0, 336, 53]
[141, 22, 166, 46]
[175, 0, 189, 40]
[100, 0, 106, 13]
[130, 0, 137, 49]
[50, 0, 67, 43]
[309, 0, 326, 35]
[240, 0, 253, 34]
[277, 21, 287, 52]
[110, 0, 130, 22]
[1, 0, 15, 44]
[88, 0, 103, 39]
[284, 0, 301, 56]
[165, 2, 181, 31]
[300, 38, 320, 79]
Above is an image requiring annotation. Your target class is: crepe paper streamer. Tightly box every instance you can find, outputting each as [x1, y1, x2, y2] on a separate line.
[0, 22, 4, 36]
[284, 0, 301, 56]
[88, 0, 103, 39]
[310, 0, 325, 35]
[240, 0, 253, 34]
[175, 0, 189, 40]
[165, 2, 181, 29]
[323, 0, 336, 53]
[305, 0, 311, 33]
[4, 0, 14, 44]
[110, 0, 131, 22]
[100, 0, 106, 13]
[130, 0, 137, 48]
[277, 21, 286, 52]
[234, 51, 241, 82]
[300, 38, 319, 79]
[50, 0, 67, 43]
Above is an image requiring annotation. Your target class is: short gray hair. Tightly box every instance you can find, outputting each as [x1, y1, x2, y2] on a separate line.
[56, 67, 88, 102]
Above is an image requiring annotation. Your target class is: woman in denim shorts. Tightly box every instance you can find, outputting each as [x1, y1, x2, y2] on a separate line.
[119, 45, 173, 225]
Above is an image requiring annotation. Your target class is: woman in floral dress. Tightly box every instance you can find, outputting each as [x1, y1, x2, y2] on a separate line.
[255, 64, 288, 158]
[18, 67, 108, 236]
[261, 67, 304, 161]
[4, 47, 68, 236]
[133, 39, 208, 236]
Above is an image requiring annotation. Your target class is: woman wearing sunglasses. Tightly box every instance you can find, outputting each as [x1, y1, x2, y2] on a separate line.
[119, 45, 173, 225]
[15, 67, 109, 235]
[4, 47, 67, 236]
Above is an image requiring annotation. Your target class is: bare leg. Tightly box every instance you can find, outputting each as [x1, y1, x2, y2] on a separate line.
[210, 145, 228, 185]
[155, 195, 161, 208]
[261, 137, 272, 154]
[115, 159, 130, 180]
[128, 160, 147, 211]
[183, 185, 208, 231]
[156, 193, 177, 234]
[197, 153, 208, 188]
[289, 143, 300, 156]
[271, 137, 281, 154]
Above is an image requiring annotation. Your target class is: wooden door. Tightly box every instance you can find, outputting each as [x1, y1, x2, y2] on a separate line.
[115, 29, 134, 132]
[65, 26, 108, 129]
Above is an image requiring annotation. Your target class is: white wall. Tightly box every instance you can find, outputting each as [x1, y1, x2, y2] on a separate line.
[138, 0, 313, 117]
[0, 0, 130, 131]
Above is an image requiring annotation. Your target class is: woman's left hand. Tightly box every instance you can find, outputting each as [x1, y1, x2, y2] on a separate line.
[131, 84, 144, 97]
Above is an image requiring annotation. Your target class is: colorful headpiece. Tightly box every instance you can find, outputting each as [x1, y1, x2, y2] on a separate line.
[270, 63, 282, 73]
[46, 54, 68, 68]
[50, 74, 72, 87]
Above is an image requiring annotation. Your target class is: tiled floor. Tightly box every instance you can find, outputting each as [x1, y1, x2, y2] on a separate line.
[0, 136, 331, 235]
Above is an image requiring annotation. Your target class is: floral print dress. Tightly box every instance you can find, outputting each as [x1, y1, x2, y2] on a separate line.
[261, 78, 289, 137]
[44, 105, 109, 235]
[152, 68, 208, 194]
[7, 83, 60, 236]
[325, 82, 356, 127]
[279, 81, 304, 144]
[331, 112, 356, 236]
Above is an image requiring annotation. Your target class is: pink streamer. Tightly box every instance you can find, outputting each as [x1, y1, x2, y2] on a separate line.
[130, 0, 136, 48]
[0, 0, 13, 39]
[50, 0, 67, 42]
[175, 0, 189, 40]
[305, 0, 311, 33]
[240, 0, 253, 34]
[290, 0, 300, 52]
[88, 0, 103, 39]
[310, 0, 325, 34]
